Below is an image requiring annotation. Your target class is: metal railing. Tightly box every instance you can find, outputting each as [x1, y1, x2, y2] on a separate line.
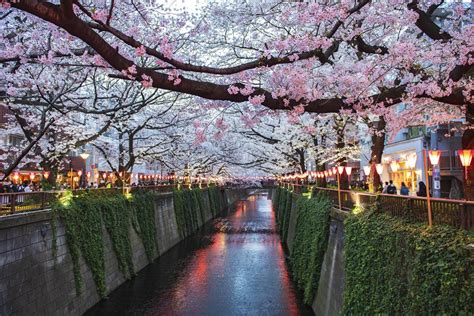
[0, 184, 184, 216]
[285, 184, 473, 230]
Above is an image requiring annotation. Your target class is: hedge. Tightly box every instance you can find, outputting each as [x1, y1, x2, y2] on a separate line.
[290, 192, 332, 305]
[52, 191, 158, 298]
[344, 210, 474, 315]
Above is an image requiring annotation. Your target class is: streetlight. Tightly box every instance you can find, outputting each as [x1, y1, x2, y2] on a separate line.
[79, 152, 89, 188]
[422, 150, 434, 227]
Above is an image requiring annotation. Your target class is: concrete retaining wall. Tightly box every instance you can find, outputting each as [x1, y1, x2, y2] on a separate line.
[0, 188, 246, 316]
[277, 189, 347, 316]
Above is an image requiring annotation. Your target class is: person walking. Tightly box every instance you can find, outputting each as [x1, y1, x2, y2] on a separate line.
[417, 181, 427, 197]
[382, 181, 389, 193]
[400, 182, 409, 196]
[387, 180, 397, 194]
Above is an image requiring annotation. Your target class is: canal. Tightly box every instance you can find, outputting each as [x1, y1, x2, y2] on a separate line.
[86, 192, 313, 315]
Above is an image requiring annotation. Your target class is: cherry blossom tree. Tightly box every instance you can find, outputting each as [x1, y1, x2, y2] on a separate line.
[0, 0, 473, 194]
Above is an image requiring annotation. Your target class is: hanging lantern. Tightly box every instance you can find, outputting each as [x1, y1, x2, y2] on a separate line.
[458, 150, 472, 167]
[29, 172, 35, 181]
[376, 163, 384, 175]
[119, 171, 123, 177]
[77, 170, 82, 177]
[390, 161, 399, 172]
[337, 166, 344, 175]
[345, 166, 352, 176]
[102, 172, 107, 179]
[363, 165, 371, 176]
[328, 169, 333, 176]
[86, 171, 91, 178]
[43, 171, 50, 179]
[428, 150, 442, 166]
[407, 153, 417, 169]
[13, 172, 19, 181]
[324, 171, 328, 178]
[458, 150, 473, 180]
[332, 166, 337, 174]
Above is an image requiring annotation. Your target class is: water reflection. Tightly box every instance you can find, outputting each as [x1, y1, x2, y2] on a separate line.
[86, 193, 313, 316]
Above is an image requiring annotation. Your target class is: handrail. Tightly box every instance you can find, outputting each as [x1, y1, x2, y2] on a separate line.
[279, 184, 473, 230]
[0, 184, 209, 216]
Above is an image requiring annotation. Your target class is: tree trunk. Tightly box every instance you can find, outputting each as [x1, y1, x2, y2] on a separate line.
[368, 117, 386, 193]
[462, 103, 474, 200]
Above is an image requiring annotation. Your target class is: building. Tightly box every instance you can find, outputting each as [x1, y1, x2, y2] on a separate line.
[360, 123, 465, 198]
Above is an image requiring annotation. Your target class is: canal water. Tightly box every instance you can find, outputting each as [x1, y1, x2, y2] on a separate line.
[86, 192, 313, 315]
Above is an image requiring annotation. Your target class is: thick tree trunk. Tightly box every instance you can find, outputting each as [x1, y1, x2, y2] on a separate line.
[335, 116, 349, 189]
[368, 117, 386, 193]
[462, 103, 474, 200]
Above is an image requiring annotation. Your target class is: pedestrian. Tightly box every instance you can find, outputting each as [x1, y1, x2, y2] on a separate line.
[382, 181, 389, 193]
[417, 181, 427, 197]
[400, 182, 409, 196]
[387, 180, 397, 194]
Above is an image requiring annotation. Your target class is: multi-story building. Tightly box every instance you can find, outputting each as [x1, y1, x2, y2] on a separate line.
[360, 122, 465, 198]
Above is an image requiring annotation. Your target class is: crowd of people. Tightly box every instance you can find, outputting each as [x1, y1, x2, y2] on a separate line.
[381, 180, 427, 197]
[0, 181, 36, 193]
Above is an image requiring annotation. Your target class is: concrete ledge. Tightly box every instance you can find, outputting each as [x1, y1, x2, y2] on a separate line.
[0, 209, 52, 229]
[330, 207, 350, 222]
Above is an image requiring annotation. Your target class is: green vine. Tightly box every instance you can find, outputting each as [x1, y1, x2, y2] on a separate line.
[130, 191, 158, 262]
[173, 187, 215, 238]
[344, 210, 474, 315]
[56, 193, 107, 298]
[290, 192, 332, 305]
[52, 190, 160, 298]
[99, 195, 135, 278]
[207, 186, 222, 216]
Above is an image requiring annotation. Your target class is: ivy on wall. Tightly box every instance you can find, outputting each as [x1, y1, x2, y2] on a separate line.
[208, 186, 223, 217]
[99, 196, 135, 278]
[173, 187, 222, 238]
[344, 210, 474, 315]
[129, 192, 157, 262]
[52, 190, 159, 298]
[288, 192, 332, 305]
[274, 188, 292, 244]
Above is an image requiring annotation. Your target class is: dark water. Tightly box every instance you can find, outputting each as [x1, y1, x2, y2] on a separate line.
[86, 192, 313, 316]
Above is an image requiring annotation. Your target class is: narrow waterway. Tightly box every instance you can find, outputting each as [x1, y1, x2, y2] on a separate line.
[86, 192, 313, 315]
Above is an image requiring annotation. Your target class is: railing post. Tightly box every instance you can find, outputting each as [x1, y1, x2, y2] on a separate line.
[460, 203, 467, 230]
[41, 192, 46, 209]
[10, 193, 15, 214]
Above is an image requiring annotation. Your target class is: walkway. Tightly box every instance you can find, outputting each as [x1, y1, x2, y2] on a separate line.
[86, 192, 312, 315]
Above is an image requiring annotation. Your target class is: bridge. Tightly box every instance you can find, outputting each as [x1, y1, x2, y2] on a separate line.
[0, 185, 472, 315]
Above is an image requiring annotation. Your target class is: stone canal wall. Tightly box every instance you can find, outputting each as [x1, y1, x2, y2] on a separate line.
[274, 188, 473, 316]
[273, 188, 347, 316]
[0, 188, 247, 316]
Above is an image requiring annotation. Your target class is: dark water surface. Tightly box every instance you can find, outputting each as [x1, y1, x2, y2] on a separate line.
[86, 192, 313, 316]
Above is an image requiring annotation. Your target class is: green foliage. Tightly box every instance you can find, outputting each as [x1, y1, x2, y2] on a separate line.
[56, 194, 107, 298]
[52, 190, 159, 298]
[275, 189, 293, 243]
[130, 191, 158, 262]
[272, 187, 282, 213]
[290, 193, 332, 305]
[173, 187, 216, 238]
[99, 196, 135, 277]
[192, 188, 206, 225]
[344, 210, 474, 315]
[208, 186, 222, 216]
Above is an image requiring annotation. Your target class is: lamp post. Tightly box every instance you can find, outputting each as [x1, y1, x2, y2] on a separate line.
[337, 166, 343, 210]
[422, 150, 433, 227]
[79, 152, 89, 189]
